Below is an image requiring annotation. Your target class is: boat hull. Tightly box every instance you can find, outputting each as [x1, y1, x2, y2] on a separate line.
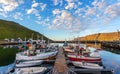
[72, 61, 103, 69]
[15, 67, 47, 74]
[68, 54, 101, 62]
[16, 51, 58, 61]
[16, 60, 43, 68]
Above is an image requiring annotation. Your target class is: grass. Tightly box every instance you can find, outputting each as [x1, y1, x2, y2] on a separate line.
[0, 47, 19, 66]
[78, 32, 119, 42]
[0, 19, 51, 42]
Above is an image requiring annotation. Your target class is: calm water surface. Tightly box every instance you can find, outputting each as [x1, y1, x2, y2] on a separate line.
[90, 47, 120, 74]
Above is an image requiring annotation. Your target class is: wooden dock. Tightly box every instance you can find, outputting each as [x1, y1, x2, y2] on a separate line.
[52, 47, 69, 74]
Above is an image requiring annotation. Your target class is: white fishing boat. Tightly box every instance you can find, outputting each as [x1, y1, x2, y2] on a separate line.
[72, 61, 103, 69]
[16, 50, 58, 61]
[14, 67, 47, 74]
[16, 60, 43, 67]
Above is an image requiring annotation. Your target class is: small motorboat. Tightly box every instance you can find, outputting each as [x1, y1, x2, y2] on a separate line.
[72, 61, 103, 69]
[14, 67, 47, 74]
[16, 60, 43, 67]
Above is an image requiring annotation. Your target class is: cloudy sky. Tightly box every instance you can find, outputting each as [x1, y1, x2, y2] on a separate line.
[0, 0, 120, 40]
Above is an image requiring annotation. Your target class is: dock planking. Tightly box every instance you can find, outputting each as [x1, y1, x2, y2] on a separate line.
[52, 47, 69, 74]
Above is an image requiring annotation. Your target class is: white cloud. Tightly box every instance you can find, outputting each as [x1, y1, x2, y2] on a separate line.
[32, 2, 39, 8]
[65, 0, 78, 10]
[27, 8, 36, 14]
[85, 6, 96, 16]
[27, 2, 47, 20]
[65, 2, 75, 9]
[53, 0, 63, 6]
[0, 0, 23, 12]
[13, 12, 23, 20]
[92, 0, 106, 10]
[40, 3, 47, 11]
[52, 9, 61, 15]
[49, 10, 84, 33]
[104, 2, 120, 18]
[36, 17, 50, 26]
[27, 8, 41, 18]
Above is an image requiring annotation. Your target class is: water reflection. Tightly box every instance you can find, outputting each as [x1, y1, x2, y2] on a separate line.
[90, 47, 120, 74]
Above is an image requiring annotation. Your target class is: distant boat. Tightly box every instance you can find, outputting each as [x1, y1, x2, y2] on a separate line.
[16, 60, 43, 68]
[63, 40, 68, 46]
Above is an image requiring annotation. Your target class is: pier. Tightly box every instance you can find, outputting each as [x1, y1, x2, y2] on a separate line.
[52, 47, 69, 74]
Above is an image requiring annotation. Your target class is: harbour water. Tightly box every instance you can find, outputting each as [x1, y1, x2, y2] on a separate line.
[0, 63, 14, 74]
[0, 43, 120, 74]
[89, 47, 120, 74]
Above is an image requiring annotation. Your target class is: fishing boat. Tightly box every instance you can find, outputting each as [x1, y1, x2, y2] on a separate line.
[14, 67, 47, 74]
[16, 50, 58, 61]
[16, 60, 43, 68]
[16, 41, 58, 61]
[72, 61, 103, 69]
[68, 53, 103, 69]
[67, 54, 101, 62]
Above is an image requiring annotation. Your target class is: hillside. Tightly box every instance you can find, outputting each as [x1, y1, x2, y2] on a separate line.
[0, 19, 50, 42]
[77, 32, 120, 42]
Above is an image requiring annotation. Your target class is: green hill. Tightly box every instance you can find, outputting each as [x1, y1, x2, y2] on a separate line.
[0, 19, 50, 42]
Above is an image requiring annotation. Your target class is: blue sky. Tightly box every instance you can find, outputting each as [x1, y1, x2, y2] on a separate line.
[0, 0, 120, 40]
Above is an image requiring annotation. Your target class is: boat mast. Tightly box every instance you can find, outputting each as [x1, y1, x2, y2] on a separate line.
[95, 33, 100, 48]
[117, 30, 120, 46]
[24, 37, 26, 50]
[31, 33, 34, 40]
